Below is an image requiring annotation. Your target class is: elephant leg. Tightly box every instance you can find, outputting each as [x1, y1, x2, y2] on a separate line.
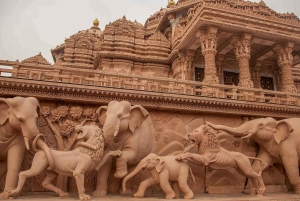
[114, 150, 135, 178]
[0, 160, 8, 199]
[42, 171, 69, 197]
[172, 181, 180, 198]
[10, 151, 48, 197]
[133, 177, 156, 198]
[0, 160, 7, 180]
[159, 171, 175, 199]
[280, 148, 300, 194]
[93, 156, 112, 197]
[178, 170, 193, 199]
[2, 145, 25, 198]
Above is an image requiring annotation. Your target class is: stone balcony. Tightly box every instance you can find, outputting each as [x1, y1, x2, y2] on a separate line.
[1, 64, 300, 119]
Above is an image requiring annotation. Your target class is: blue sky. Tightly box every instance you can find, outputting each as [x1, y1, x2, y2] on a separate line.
[0, 0, 299, 64]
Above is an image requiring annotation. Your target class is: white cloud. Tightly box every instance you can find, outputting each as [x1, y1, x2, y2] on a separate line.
[0, 0, 299, 64]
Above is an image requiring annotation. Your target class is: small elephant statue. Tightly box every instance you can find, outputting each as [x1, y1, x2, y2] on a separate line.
[10, 125, 121, 200]
[122, 153, 195, 199]
[176, 125, 266, 196]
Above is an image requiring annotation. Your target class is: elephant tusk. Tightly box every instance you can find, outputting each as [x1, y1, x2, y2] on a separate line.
[241, 132, 253, 139]
[113, 130, 119, 137]
[24, 136, 30, 150]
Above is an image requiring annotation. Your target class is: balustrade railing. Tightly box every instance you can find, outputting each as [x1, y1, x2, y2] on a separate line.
[1, 65, 300, 106]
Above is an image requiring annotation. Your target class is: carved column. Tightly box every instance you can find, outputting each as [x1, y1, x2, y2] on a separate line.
[216, 55, 225, 83]
[196, 27, 219, 84]
[251, 61, 262, 88]
[273, 42, 297, 93]
[231, 34, 253, 88]
[178, 51, 194, 81]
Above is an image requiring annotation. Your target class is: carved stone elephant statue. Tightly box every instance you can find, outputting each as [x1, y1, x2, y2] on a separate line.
[122, 153, 195, 199]
[207, 117, 300, 194]
[0, 97, 53, 199]
[93, 100, 156, 196]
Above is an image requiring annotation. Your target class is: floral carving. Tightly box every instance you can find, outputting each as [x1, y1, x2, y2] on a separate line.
[60, 120, 76, 137]
[70, 106, 83, 120]
[40, 106, 50, 117]
[51, 106, 69, 122]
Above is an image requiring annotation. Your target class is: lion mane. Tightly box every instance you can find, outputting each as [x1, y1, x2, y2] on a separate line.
[198, 125, 220, 154]
[77, 126, 105, 164]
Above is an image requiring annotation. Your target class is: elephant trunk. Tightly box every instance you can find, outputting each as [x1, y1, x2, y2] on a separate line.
[103, 116, 120, 144]
[32, 134, 54, 169]
[122, 159, 146, 193]
[206, 121, 252, 137]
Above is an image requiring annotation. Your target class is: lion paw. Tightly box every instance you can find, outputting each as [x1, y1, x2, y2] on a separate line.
[184, 192, 194, 199]
[133, 192, 145, 198]
[58, 190, 69, 197]
[250, 188, 256, 195]
[166, 193, 176, 199]
[256, 189, 264, 197]
[1, 190, 12, 199]
[79, 194, 91, 200]
[8, 189, 20, 199]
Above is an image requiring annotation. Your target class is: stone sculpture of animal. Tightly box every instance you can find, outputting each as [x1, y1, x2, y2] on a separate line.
[0, 96, 53, 199]
[10, 125, 121, 200]
[176, 125, 266, 196]
[207, 117, 300, 194]
[122, 153, 195, 199]
[93, 100, 156, 196]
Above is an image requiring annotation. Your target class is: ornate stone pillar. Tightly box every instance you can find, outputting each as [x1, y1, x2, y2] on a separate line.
[231, 34, 253, 88]
[273, 42, 297, 93]
[184, 51, 195, 81]
[216, 55, 225, 83]
[251, 61, 262, 88]
[196, 27, 219, 84]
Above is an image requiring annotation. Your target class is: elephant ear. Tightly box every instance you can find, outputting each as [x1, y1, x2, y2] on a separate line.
[274, 120, 293, 144]
[129, 105, 149, 133]
[155, 158, 165, 173]
[0, 98, 10, 125]
[96, 106, 108, 126]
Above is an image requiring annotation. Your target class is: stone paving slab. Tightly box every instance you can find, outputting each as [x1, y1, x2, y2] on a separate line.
[7, 192, 300, 201]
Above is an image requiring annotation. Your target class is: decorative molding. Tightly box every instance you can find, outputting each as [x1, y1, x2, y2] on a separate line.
[1, 77, 300, 118]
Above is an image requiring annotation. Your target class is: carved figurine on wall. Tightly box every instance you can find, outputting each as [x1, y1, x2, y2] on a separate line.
[122, 153, 195, 199]
[207, 117, 300, 194]
[93, 100, 157, 196]
[10, 125, 121, 200]
[176, 125, 266, 196]
[0, 97, 53, 199]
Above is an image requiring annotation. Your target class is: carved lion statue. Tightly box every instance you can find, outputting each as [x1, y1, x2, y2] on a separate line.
[176, 125, 267, 196]
[10, 125, 121, 200]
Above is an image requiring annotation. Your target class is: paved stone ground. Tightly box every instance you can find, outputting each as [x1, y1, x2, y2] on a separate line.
[9, 192, 300, 201]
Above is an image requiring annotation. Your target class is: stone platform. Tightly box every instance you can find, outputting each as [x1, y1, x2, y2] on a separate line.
[10, 192, 300, 201]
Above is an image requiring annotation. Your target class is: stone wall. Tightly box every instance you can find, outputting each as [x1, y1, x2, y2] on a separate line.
[0, 99, 289, 194]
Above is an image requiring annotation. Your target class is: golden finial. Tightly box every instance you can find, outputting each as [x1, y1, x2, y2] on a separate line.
[167, 0, 175, 8]
[93, 18, 99, 27]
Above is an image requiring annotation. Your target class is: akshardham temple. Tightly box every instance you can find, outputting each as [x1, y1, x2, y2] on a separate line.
[1, 0, 300, 197]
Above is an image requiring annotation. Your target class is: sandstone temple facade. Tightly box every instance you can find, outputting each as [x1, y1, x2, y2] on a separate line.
[1, 0, 300, 196]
